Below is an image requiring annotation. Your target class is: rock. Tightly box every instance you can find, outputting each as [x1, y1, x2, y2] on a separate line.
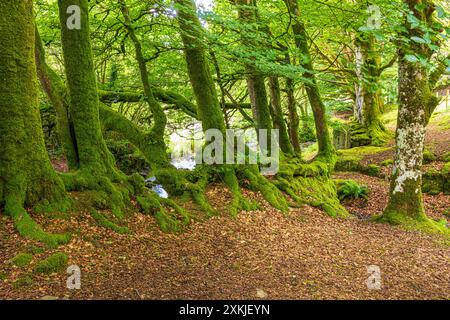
[255, 289, 268, 299]
[333, 126, 351, 150]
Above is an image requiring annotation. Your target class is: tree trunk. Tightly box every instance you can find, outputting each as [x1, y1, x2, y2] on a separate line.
[35, 28, 79, 169]
[119, 0, 167, 140]
[175, 0, 225, 133]
[236, 0, 274, 146]
[284, 0, 334, 158]
[381, 0, 442, 227]
[57, 0, 121, 177]
[268, 76, 294, 155]
[0, 0, 69, 246]
[285, 78, 301, 154]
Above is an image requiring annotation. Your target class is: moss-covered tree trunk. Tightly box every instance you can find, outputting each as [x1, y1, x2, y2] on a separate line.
[119, 0, 167, 141]
[57, 0, 121, 178]
[35, 28, 79, 169]
[380, 0, 443, 230]
[268, 76, 294, 155]
[284, 0, 334, 158]
[175, 0, 225, 133]
[175, 0, 288, 214]
[285, 77, 302, 154]
[0, 0, 69, 246]
[353, 33, 391, 146]
[236, 0, 274, 141]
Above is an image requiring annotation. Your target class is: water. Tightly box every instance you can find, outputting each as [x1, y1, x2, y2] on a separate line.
[171, 157, 196, 170]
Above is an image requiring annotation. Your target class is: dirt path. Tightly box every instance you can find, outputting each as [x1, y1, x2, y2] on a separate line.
[1, 188, 449, 300]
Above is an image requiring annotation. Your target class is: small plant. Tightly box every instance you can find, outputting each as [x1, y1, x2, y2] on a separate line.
[335, 180, 369, 201]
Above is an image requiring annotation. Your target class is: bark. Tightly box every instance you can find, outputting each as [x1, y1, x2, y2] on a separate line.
[268, 77, 294, 154]
[35, 28, 79, 169]
[285, 77, 301, 154]
[119, 0, 167, 140]
[284, 0, 334, 157]
[174, 0, 225, 133]
[58, 0, 121, 177]
[353, 33, 391, 145]
[382, 0, 442, 222]
[0, 0, 69, 246]
[36, 28, 169, 169]
[236, 0, 273, 139]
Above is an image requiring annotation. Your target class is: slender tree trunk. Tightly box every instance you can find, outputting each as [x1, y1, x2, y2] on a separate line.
[284, 0, 334, 157]
[268, 76, 294, 154]
[285, 78, 301, 154]
[236, 0, 273, 139]
[35, 28, 79, 169]
[119, 0, 167, 140]
[0, 0, 69, 246]
[175, 0, 225, 133]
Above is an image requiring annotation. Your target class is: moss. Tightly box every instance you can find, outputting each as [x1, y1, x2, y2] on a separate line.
[443, 152, 450, 163]
[423, 149, 436, 164]
[11, 252, 33, 268]
[12, 275, 33, 289]
[34, 253, 68, 275]
[0, 272, 6, 281]
[380, 159, 394, 166]
[91, 211, 130, 234]
[223, 166, 257, 217]
[275, 160, 348, 218]
[137, 194, 191, 233]
[422, 169, 444, 195]
[365, 164, 380, 177]
[0, 0, 71, 248]
[27, 245, 45, 255]
[8, 204, 71, 248]
[337, 146, 391, 159]
[374, 211, 450, 239]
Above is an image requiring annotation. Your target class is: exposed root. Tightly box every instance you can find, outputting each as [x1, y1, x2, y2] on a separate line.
[5, 199, 70, 248]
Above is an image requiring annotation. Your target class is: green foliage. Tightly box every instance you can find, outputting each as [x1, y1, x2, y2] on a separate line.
[11, 253, 33, 268]
[335, 180, 369, 201]
[34, 253, 68, 275]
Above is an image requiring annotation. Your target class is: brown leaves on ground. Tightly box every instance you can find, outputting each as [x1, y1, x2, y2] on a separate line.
[0, 187, 449, 300]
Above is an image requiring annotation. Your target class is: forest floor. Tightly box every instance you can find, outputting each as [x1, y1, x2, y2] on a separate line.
[0, 107, 449, 300]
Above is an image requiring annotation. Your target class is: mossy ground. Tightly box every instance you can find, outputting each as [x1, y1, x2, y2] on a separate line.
[10, 252, 33, 267]
[34, 252, 68, 275]
[374, 211, 450, 240]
